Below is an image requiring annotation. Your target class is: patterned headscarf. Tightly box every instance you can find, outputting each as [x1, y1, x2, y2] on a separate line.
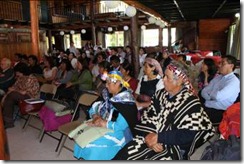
[106, 70, 130, 88]
[167, 61, 196, 95]
[144, 58, 164, 77]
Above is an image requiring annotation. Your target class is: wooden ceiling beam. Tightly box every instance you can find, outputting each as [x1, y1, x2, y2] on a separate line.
[122, 0, 168, 23]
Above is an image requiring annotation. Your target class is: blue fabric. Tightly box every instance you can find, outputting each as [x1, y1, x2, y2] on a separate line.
[73, 88, 136, 160]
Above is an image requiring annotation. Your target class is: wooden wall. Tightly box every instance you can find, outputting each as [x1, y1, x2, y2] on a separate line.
[0, 31, 47, 62]
[198, 18, 231, 55]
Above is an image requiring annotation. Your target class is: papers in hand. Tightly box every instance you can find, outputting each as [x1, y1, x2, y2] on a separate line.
[24, 98, 45, 104]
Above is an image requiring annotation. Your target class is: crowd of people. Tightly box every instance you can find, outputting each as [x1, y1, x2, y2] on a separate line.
[0, 42, 240, 160]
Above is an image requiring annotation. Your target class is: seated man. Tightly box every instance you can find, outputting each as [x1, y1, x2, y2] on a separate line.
[113, 61, 215, 160]
[0, 58, 15, 96]
[200, 55, 240, 124]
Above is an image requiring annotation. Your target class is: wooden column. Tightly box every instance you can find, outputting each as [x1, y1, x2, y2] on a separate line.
[30, 0, 40, 58]
[159, 27, 163, 49]
[0, 108, 10, 160]
[167, 26, 172, 52]
[131, 13, 139, 78]
[47, 30, 52, 53]
[91, 0, 96, 46]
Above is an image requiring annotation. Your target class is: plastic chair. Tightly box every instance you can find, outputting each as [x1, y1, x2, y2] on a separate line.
[39, 92, 99, 153]
[22, 83, 58, 133]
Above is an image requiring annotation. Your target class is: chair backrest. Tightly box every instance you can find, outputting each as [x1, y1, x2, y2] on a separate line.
[71, 93, 99, 121]
[40, 83, 58, 99]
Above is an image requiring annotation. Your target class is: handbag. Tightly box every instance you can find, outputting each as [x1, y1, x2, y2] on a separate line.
[68, 120, 113, 148]
[38, 105, 72, 132]
[18, 99, 45, 115]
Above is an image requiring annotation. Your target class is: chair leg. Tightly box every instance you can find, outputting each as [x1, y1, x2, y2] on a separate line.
[55, 134, 63, 152]
[39, 127, 45, 142]
[57, 135, 68, 156]
[22, 115, 31, 130]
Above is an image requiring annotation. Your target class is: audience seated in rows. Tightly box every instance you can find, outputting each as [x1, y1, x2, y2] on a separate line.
[113, 60, 215, 160]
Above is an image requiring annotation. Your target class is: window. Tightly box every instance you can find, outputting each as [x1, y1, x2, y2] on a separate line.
[141, 29, 159, 46]
[163, 27, 176, 46]
[141, 28, 176, 47]
[105, 31, 124, 47]
[73, 34, 82, 49]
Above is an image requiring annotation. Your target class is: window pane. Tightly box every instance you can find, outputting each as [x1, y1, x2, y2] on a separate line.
[105, 31, 124, 47]
[142, 29, 159, 46]
[73, 34, 81, 49]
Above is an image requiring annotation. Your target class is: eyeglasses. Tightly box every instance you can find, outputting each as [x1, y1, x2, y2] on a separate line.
[219, 61, 230, 66]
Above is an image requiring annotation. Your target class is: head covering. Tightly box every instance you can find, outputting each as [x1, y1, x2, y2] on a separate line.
[144, 58, 163, 77]
[107, 70, 130, 88]
[167, 61, 196, 95]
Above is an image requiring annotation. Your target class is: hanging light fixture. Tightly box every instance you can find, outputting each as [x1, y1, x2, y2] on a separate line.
[125, 6, 137, 17]
[148, 16, 156, 24]
[141, 25, 146, 30]
[81, 29, 86, 34]
[104, 0, 120, 9]
[60, 31, 64, 36]
[70, 30, 75, 34]
[108, 27, 113, 32]
[123, 25, 129, 31]
[155, 19, 161, 26]
[159, 22, 165, 28]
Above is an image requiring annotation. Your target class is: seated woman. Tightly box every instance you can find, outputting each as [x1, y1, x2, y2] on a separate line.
[1, 63, 40, 129]
[120, 60, 138, 96]
[37, 56, 58, 84]
[113, 61, 215, 160]
[55, 57, 93, 101]
[135, 57, 164, 110]
[197, 58, 218, 92]
[93, 60, 112, 95]
[53, 59, 73, 86]
[73, 70, 138, 160]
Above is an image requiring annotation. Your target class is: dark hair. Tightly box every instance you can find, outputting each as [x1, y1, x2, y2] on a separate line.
[44, 56, 55, 68]
[110, 55, 120, 64]
[60, 59, 73, 71]
[178, 54, 186, 61]
[121, 60, 135, 77]
[14, 62, 30, 75]
[222, 55, 237, 70]
[203, 58, 218, 76]
[77, 56, 89, 70]
[146, 52, 157, 59]
[98, 61, 111, 72]
[139, 47, 146, 54]
[28, 55, 38, 65]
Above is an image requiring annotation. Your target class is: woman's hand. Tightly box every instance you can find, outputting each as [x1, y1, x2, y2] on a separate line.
[65, 82, 72, 88]
[87, 115, 107, 128]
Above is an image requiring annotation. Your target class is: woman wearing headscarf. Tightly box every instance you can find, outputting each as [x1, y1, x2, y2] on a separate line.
[73, 70, 138, 160]
[135, 57, 164, 110]
[113, 61, 215, 160]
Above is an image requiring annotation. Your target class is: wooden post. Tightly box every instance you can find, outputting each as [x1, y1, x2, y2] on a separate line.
[47, 30, 52, 53]
[159, 27, 163, 50]
[30, 0, 40, 58]
[0, 109, 10, 160]
[131, 13, 139, 78]
[168, 26, 172, 52]
[91, 0, 96, 46]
